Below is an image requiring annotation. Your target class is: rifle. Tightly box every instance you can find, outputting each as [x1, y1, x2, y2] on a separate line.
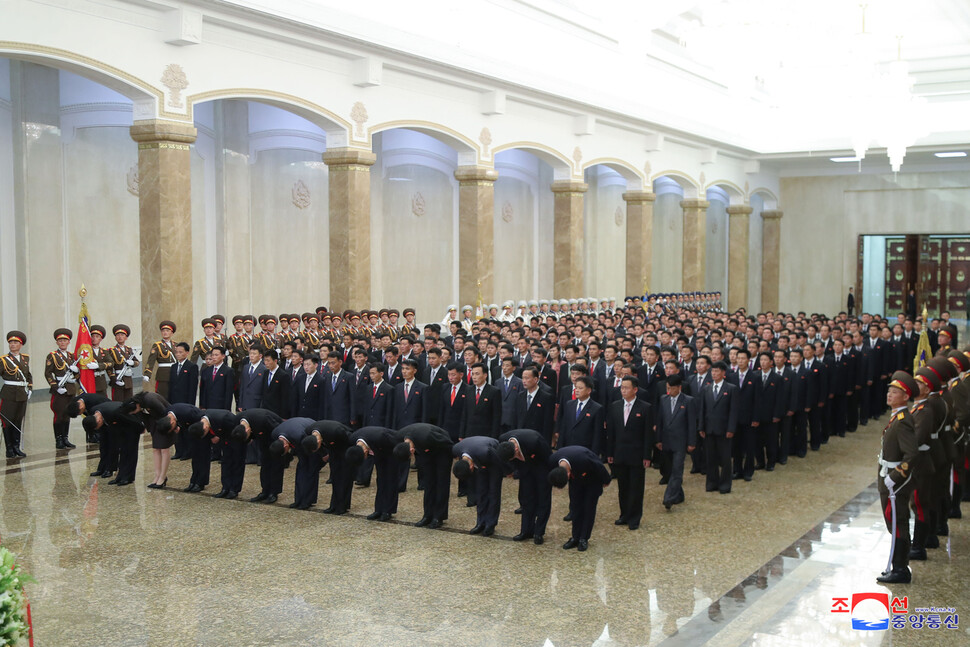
[114, 349, 143, 386]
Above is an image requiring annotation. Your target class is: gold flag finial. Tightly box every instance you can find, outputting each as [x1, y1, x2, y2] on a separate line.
[78, 284, 88, 323]
[79, 284, 87, 299]
[922, 304, 928, 321]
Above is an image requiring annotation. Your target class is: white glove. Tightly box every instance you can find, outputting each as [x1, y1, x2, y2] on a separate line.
[70, 365, 80, 373]
[26, 390, 32, 399]
[115, 379, 125, 387]
[87, 362, 99, 370]
[142, 376, 150, 382]
[883, 475, 895, 491]
[125, 358, 135, 366]
[57, 387, 67, 395]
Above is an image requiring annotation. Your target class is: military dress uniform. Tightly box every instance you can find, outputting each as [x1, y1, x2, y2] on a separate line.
[191, 318, 219, 363]
[45, 328, 79, 449]
[143, 321, 178, 394]
[1, 331, 32, 458]
[105, 324, 139, 402]
[87, 325, 111, 397]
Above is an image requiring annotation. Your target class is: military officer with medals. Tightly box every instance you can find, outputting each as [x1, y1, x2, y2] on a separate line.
[45, 328, 79, 450]
[302, 312, 323, 351]
[400, 308, 418, 338]
[227, 315, 251, 374]
[211, 314, 230, 347]
[143, 320, 178, 394]
[87, 325, 111, 397]
[191, 318, 219, 363]
[105, 324, 139, 402]
[1, 331, 32, 458]
[256, 315, 281, 355]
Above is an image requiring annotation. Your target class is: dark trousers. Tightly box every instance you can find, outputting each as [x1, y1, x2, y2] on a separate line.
[356, 454, 375, 485]
[257, 436, 283, 495]
[472, 466, 503, 528]
[809, 407, 824, 449]
[879, 478, 914, 571]
[739, 424, 758, 477]
[327, 452, 353, 513]
[293, 451, 323, 507]
[51, 393, 72, 439]
[172, 427, 189, 458]
[568, 480, 603, 541]
[754, 421, 777, 469]
[374, 453, 401, 515]
[661, 450, 686, 506]
[220, 441, 247, 493]
[791, 411, 808, 457]
[689, 435, 705, 473]
[96, 426, 120, 473]
[706, 433, 733, 493]
[189, 435, 212, 487]
[612, 463, 645, 524]
[417, 451, 451, 522]
[516, 462, 551, 536]
[116, 427, 142, 482]
[846, 390, 860, 431]
[0, 399, 27, 450]
[830, 395, 847, 437]
[778, 415, 792, 462]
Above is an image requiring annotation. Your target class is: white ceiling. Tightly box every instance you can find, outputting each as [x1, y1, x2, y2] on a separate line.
[224, 0, 970, 166]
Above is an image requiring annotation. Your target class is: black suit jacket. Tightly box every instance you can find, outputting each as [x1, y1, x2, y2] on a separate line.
[548, 446, 611, 487]
[199, 363, 235, 410]
[238, 408, 284, 440]
[392, 380, 427, 429]
[383, 363, 404, 387]
[402, 423, 453, 453]
[606, 398, 653, 464]
[655, 393, 697, 452]
[699, 381, 739, 436]
[537, 364, 558, 394]
[261, 368, 291, 418]
[362, 380, 394, 427]
[419, 364, 449, 425]
[322, 369, 355, 426]
[499, 428, 551, 467]
[167, 360, 199, 405]
[557, 398, 605, 454]
[439, 382, 470, 441]
[752, 371, 786, 423]
[459, 384, 502, 439]
[496, 374, 524, 429]
[513, 388, 556, 444]
[291, 371, 325, 419]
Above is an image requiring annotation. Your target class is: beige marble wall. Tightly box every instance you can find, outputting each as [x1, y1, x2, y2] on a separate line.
[324, 148, 375, 312]
[624, 190, 655, 298]
[0, 60, 24, 337]
[130, 119, 197, 355]
[552, 180, 587, 299]
[493, 175, 536, 302]
[681, 199, 709, 292]
[651, 192, 684, 292]
[726, 204, 752, 313]
[583, 171, 626, 300]
[455, 166, 498, 309]
[761, 210, 783, 312]
[705, 198, 729, 295]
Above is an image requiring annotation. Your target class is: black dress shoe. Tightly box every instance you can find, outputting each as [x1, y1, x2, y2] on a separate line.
[226, 491, 238, 499]
[948, 507, 962, 519]
[689, 467, 701, 474]
[614, 518, 627, 525]
[322, 507, 335, 514]
[908, 547, 927, 561]
[298, 503, 312, 510]
[183, 484, 197, 492]
[108, 478, 120, 485]
[778, 460, 787, 465]
[719, 489, 731, 494]
[213, 490, 229, 498]
[562, 537, 579, 550]
[483, 526, 495, 537]
[55, 437, 66, 450]
[171, 453, 184, 460]
[289, 502, 301, 509]
[415, 517, 431, 527]
[512, 532, 533, 542]
[250, 492, 268, 503]
[465, 500, 476, 507]
[179, 455, 191, 461]
[514, 507, 522, 514]
[366, 511, 382, 520]
[563, 512, 573, 521]
[765, 466, 775, 472]
[115, 480, 131, 486]
[12, 448, 26, 458]
[577, 539, 588, 551]
[428, 519, 443, 529]
[469, 524, 485, 535]
[659, 477, 669, 485]
[62, 437, 76, 449]
[101, 471, 114, 479]
[876, 568, 911, 584]
[743, 475, 753, 482]
[90, 469, 103, 477]
[355, 481, 370, 487]
[379, 513, 391, 521]
[5, 448, 13, 459]
[926, 535, 940, 549]
[533, 535, 544, 545]
[264, 495, 278, 504]
[664, 502, 672, 510]
[628, 522, 640, 530]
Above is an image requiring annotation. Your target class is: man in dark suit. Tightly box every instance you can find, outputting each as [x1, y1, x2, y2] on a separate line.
[349, 349, 371, 428]
[453, 435, 510, 536]
[236, 346, 265, 411]
[265, 416, 318, 509]
[198, 347, 234, 410]
[233, 408, 285, 503]
[845, 334, 867, 431]
[355, 363, 395, 487]
[167, 342, 199, 460]
[530, 348, 558, 394]
[771, 349, 796, 464]
[391, 358, 427, 490]
[605, 376, 653, 530]
[188, 408, 241, 498]
[514, 366, 555, 445]
[313, 420, 355, 514]
[788, 348, 810, 458]
[459, 363, 501, 439]
[498, 428, 553, 543]
[291, 354, 325, 419]
[825, 339, 851, 438]
[557, 345, 580, 392]
[383, 347, 404, 387]
[683, 355, 711, 474]
[727, 349, 757, 480]
[803, 343, 828, 449]
[397, 423, 453, 528]
[260, 350, 290, 418]
[751, 352, 785, 474]
[655, 374, 696, 509]
[496, 357, 524, 432]
[637, 346, 665, 406]
[556, 376, 605, 455]
[346, 426, 406, 521]
[322, 351, 355, 426]
[698, 361, 739, 494]
[439, 364, 470, 443]
[419, 348, 448, 425]
[548, 445, 612, 551]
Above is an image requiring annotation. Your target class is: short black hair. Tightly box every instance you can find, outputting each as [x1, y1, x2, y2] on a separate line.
[548, 466, 568, 488]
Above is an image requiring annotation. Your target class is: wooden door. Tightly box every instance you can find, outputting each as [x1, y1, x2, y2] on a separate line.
[943, 238, 970, 314]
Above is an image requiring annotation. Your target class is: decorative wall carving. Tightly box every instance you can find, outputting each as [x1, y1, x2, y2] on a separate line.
[126, 165, 140, 197]
[614, 205, 623, 226]
[502, 201, 513, 223]
[161, 64, 189, 109]
[351, 102, 368, 137]
[643, 160, 652, 180]
[292, 180, 311, 209]
[479, 127, 492, 156]
[411, 192, 426, 217]
[572, 146, 582, 166]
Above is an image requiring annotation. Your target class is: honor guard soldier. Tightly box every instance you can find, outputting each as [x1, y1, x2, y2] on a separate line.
[387, 310, 401, 339]
[278, 315, 295, 345]
[460, 306, 475, 332]
[1, 331, 32, 458]
[106, 324, 139, 401]
[211, 314, 230, 347]
[286, 313, 303, 341]
[144, 321, 178, 394]
[256, 315, 281, 355]
[908, 364, 948, 559]
[227, 315, 251, 374]
[87, 325, 110, 397]
[191, 318, 219, 363]
[303, 313, 322, 351]
[877, 371, 920, 583]
[400, 308, 418, 338]
[45, 328, 79, 450]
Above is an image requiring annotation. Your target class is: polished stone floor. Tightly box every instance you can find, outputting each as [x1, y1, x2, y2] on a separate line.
[1, 397, 968, 646]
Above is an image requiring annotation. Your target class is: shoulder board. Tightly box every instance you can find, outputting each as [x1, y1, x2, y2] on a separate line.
[950, 378, 960, 388]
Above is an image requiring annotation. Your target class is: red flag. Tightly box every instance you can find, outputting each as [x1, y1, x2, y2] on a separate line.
[74, 317, 96, 393]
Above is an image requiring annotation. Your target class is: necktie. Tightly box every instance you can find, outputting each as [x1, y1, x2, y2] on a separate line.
[505, 377, 510, 392]
[305, 375, 312, 392]
[670, 397, 676, 414]
[356, 368, 362, 383]
[527, 392, 533, 409]
[332, 374, 337, 391]
[212, 367, 216, 382]
[762, 373, 767, 386]
[373, 385, 377, 399]
[451, 385, 457, 405]
[405, 383, 410, 401]
[267, 371, 272, 386]
[250, 364, 255, 376]
[575, 402, 583, 420]
[571, 387, 576, 400]
[713, 384, 719, 398]
[624, 401, 631, 424]
[475, 388, 482, 404]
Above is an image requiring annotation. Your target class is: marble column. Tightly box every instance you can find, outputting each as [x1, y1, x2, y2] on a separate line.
[216, 100, 250, 315]
[129, 119, 197, 354]
[551, 180, 587, 299]
[727, 204, 753, 312]
[623, 190, 656, 298]
[680, 199, 710, 293]
[323, 147, 376, 312]
[761, 210, 783, 312]
[455, 165, 499, 310]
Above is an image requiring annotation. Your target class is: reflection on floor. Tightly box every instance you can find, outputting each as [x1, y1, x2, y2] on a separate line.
[0, 400, 967, 646]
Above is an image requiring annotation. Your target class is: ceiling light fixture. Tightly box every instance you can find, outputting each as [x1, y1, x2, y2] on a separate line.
[934, 152, 967, 158]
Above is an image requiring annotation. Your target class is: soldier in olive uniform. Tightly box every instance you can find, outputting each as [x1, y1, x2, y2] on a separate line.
[191, 318, 220, 363]
[1, 331, 32, 458]
[45, 328, 80, 450]
[400, 308, 418, 338]
[211, 314, 230, 347]
[227, 315, 251, 377]
[105, 324, 139, 402]
[256, 315, 281, 355]
[876, 371, 921, 583]
[143, 320, 178, 394]
[87, 325, 111, 397]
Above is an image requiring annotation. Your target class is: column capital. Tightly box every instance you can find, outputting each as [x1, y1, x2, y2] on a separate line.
[130, 119, 197, 146]
[761, 209, 783, 220]
[454, 165, 499, 185]
[550, 180, 588, 194]
[726, 204, 754, 216]
[680, 199, 710, 210]
[622, 190, 656, 203]
[322, 147, 377, 168]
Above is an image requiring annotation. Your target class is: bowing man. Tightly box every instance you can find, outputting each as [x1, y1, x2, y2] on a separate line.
[396, 423, 453, 528]
[345, 426, 406, 521]
[498, 428, 552, 544]
[452, 435, 511, 537]
[548, 445, 611, 551]
[266, 417, 318, 510]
